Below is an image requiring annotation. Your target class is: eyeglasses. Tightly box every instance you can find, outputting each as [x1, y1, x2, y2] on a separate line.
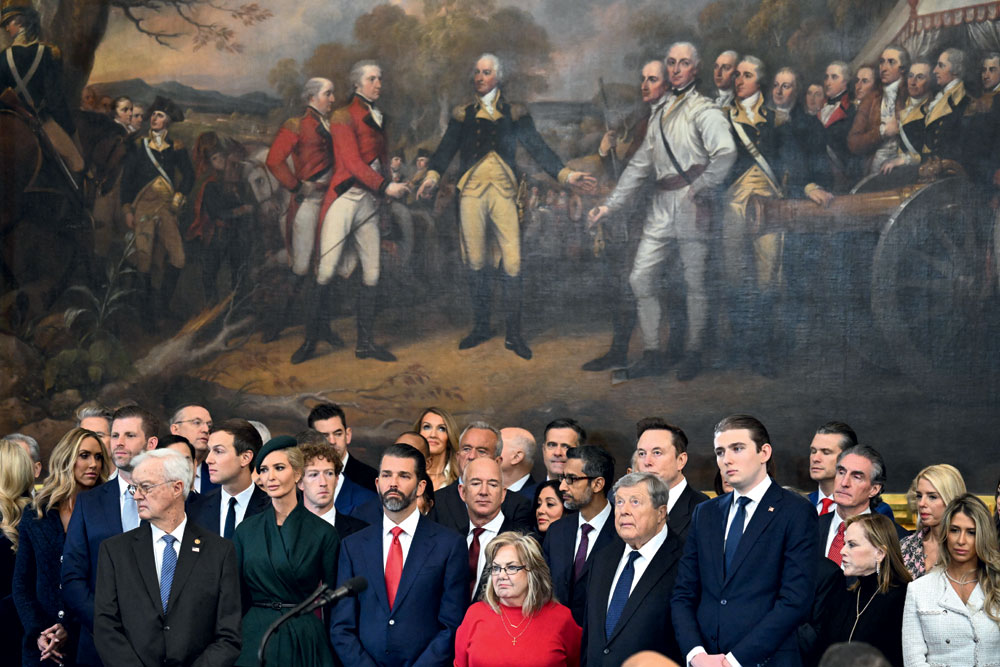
[558, 474, 596, 485]
[127, 481, 173, 497]
[173, 418, 212, 430]
[490, 564, 527, 576]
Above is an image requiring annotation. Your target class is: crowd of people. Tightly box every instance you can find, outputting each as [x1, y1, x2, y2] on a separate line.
[1, 400, 999, 667]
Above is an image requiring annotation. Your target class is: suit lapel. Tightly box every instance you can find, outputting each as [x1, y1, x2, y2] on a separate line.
[608, 534, 680, 643]
[392, 516, 435, 612]
[668, 486, 692, 537]
[166, 523, 202, 612]
[100, 479, 124, 534]
[361, 526, 390, 612]
[131, 524, 162, 618]
[725, 484, 781, 584]
[709, 494, 730, 585]
[591, 541, 624, 636]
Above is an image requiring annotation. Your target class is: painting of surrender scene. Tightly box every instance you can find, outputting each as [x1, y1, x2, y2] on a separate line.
[1, 0, 999, 493]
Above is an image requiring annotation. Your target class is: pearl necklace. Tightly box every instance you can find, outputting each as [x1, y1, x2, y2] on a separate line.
[945, 569, 977, 586]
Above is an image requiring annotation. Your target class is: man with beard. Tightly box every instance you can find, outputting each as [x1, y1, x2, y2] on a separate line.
[331, 443, 468, 666]
[542, 445, 620, 626]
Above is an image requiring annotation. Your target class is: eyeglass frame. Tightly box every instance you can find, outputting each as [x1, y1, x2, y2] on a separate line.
[127, 480, 174, 497]
[172, 418, 213, 429]
[489, 564, 528, 576]
[557, 473, 597, 485]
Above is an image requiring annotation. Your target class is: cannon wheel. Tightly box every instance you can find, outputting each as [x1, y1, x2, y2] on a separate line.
[870, 176, 994, 397]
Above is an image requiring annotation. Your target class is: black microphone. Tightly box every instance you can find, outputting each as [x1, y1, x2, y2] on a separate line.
[301, 576, 368, 613]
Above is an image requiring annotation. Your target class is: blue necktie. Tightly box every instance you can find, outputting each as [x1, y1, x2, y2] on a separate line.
[605, 550, 641, 639]
[122, 489, 139, 531]
[160, 535, 177, 613]
[725, 496, 752, 574]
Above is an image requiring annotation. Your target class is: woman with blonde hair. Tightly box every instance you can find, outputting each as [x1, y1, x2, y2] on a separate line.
[413, 407, 460, 489]
[13, 427, 109, 666]
[455, 531, 581, 666]
[820, 513, 911, 665]
[899, 464, 966, 578]
[903, 494, 1000, 666]
[2, 439, 38, 666]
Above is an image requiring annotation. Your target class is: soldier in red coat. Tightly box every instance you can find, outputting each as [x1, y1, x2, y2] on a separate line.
[298, 61, 409, 365]
[264, 77, 342, 349]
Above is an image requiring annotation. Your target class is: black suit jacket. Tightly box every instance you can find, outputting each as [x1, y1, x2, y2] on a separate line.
[667, 483, 710, 544]
[468, 514, 538, 601]
[582, 531, 683, 666]
[186, 484, 271, 537]
[430, 483, 534, 535]
[816, 510, 909, 559]
[334, 512, 369, 540]
[196, 461, 219, 495]
[543, 507, 622, 626]
[94, 521, 241, 667]
[343, 452, 378, 493]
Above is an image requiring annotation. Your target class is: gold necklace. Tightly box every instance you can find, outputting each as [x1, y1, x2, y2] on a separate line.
[848, 585, 879, 641]
[499, 607, 533, 646]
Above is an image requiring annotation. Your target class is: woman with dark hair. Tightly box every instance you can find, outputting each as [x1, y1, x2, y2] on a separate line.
[532, 480, 564, 534]
[14, 428, 110, 666]
[234, 437, 340, 666]
[819, 513, 911, 666]
[413, 407, 460, 489]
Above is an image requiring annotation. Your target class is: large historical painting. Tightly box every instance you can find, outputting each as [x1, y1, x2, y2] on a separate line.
[1, 0, 998, 492]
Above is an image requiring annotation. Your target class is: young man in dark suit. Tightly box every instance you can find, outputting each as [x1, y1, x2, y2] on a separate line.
[331, 443, 468, 665]
[187, 419, 268, 538]
[308, 403, 379, 493]
[94, 449, 241, 666]
[583, 472, 683, 665]
[672, 414, 818, 667]
[633, 417, 709, 543]
[62, 405, 159, 666]
[543, 445, 620, 626]
[297, 437, 369, 539]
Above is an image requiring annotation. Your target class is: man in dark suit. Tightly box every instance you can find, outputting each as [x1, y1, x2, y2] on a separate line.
[187, 419, 268, 538]
[168, 403, 218, 495]
[308, 403, 379, 493]
[543, 445, 620, 626]
[805, 421, 897, 521]
[297, 437, 369, 539]
[633, 417, 709, 543]
[94, 449, 241, 666]
[583, 472, 683, 665]
[819, 444, 908, 567]
[672, 414, 817, 667]
[498, 427, 537, 498]
[62, 405, 159, 666]
[331, 443, 468, 665]
[432, 421, 534, 531]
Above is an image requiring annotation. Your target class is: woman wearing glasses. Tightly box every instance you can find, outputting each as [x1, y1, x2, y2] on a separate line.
[454, 531, 581, 666]
[233, 436, 340, 666]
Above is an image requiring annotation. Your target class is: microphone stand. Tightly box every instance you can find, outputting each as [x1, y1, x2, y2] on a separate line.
[258, 582, 328, 667]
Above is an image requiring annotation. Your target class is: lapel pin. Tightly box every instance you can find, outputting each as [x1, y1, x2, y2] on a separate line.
[768, 506, 774, 512]
[194, 538, 201, 544]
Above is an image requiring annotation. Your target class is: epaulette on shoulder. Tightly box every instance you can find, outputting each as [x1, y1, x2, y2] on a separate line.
[330, 107, 352, 125]
[42, 42, 61, 59]
[508, 102, 528, 121]
[451, 104, 468, 122]
[282, 117, 301, 132]
[173, 139, 184, 150]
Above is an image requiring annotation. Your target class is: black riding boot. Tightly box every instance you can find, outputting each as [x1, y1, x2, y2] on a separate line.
[459, 269, 492, 349]
[582, 298, 635, 371]
[291, 282, 323, 364]
[355, 285, 396, 361]
[502, 274, 532, 360]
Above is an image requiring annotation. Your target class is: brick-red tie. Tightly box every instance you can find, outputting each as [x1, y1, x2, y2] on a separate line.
[819, 498, 835, 515]
[385, 526, 403, 608]
[468, 527, 485, 597]
[827, 522, 846, 565]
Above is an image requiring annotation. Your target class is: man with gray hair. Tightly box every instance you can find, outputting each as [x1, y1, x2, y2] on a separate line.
[583, 471, 683, 664]
[848, 45, 909, 174]
[590, 41, 737, 381]
[924, 48, 970, 165]
[76, 405, 113, 451]
[265, 76, 340, 349]
[499, 426, 537, 496]
[5, 432, 41, 479]
[94, 449, 241, 666]
[713, 50, 740, 108]
[417, 53, 596, 360]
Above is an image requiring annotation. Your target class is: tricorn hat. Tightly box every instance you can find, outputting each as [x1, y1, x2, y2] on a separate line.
[147, 95, 185, 124]
[0, 0, 31, 25]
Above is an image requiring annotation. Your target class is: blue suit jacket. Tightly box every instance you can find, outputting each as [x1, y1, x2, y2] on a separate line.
[806, 490, 896, 521]
[331, 513, 469, 666]
[61, 479, 125, 666]
[671, 481, 818, 667]
[336, 476, 379, 518]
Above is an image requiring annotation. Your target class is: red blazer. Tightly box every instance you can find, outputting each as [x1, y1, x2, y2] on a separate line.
[265, 106, 333, 191]
[320, 94, 389, 220]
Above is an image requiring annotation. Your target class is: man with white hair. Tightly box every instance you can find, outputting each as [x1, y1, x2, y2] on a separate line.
[712, 50, 740, 108]
[924, 47, 970, 164]
[417, 53, 596, 360]
[5, 432, 41, 479]
[265, 77, 341, 349]
[94, 449, 241, 666]
[498, 426, 537, 496]
[590, 42, 736, 381]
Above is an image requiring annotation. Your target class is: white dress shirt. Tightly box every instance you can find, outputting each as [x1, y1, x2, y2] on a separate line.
[715, 89, 734, 109]
[739, 92, 761, 122]
[219, 482, 256, 536]
[318, 506, 337, 527]
[607, 523, 669, 606]
[506, 473, 531, 493]
[382, 509, 421, 567]
[667, 477, 688, 515]
[479, 87, 500, 117]
[574, 501, 612, 560]
[151, 516, 187, 581]
[334, 469, 346, 502]
[824, 506, 871, 556]
[813, 487, 836, 514]
[467, 511, 505, 595]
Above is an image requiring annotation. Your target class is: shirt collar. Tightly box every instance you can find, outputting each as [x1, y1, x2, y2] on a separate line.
[885, 78, 901, 96]
[817, 486, 835, 503]
[221, 480, 256, 507]
[942, 78, 960, 95]
[668, 477, 688, 510]
[12, 32, 36, 47]
[151, 515, 188, 546]
[479, 87, 500, 108]
[117, 474, 131, 497]
[579, 499, 612, 532]
[733, 474, 772, 508]
[740, 91, 761, 115]
[629, 522, 669, 560]
[470, 510, 505, 535]
[383, 506, 421, 536]
[319, 505, 337, 525]
[507, 473, 531, 492]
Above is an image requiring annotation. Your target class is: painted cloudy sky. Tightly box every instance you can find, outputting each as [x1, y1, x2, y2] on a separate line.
[90, 0, 708, 98]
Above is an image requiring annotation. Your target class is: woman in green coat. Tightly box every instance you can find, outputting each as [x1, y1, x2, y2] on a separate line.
[234, 436, 340, 666]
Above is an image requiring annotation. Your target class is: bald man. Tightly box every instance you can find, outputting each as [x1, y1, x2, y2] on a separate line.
[499, 427, 537, 497]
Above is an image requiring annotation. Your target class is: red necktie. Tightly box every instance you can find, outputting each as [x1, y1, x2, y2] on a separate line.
[385, 526, 403, 608]
[468, 527, 485, 598]
[827, 522, 846, 565]
[819, 498, 835, 515]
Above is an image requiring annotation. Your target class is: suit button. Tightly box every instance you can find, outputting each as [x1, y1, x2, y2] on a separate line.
[603, 649, 610, 655]
[57, 611, 64, 619]
[388, 619, 395, 626]
[720, 599, 727, 605]
[164, 626, 170, 631]
[945, 639, 950, 644]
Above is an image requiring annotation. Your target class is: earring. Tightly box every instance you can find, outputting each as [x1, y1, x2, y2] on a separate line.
[876, 559, 881, 576]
